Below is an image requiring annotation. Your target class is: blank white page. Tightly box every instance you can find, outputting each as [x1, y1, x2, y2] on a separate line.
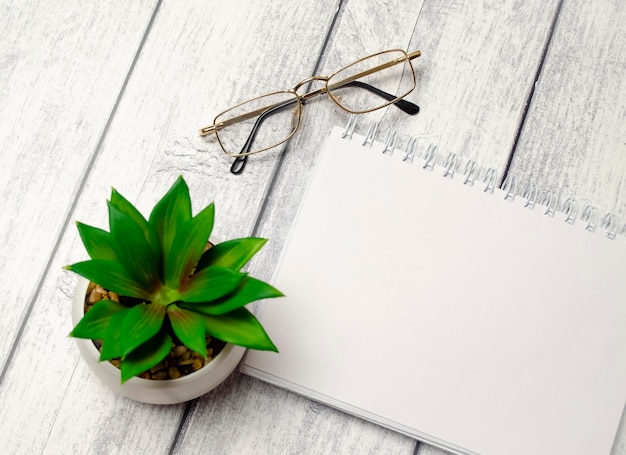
[242, 126, 626, 455]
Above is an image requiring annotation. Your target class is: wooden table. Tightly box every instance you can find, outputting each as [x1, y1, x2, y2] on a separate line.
[2, 1, 625, 453]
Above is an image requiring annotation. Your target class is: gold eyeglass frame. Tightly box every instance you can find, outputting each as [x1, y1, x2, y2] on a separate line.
[198, 49, 421, 158]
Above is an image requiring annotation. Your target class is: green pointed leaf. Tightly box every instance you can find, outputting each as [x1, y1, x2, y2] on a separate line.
[149, 176, 192, 259]
[178, 266, 245, 303]
[203, 307, 277, 351]
[70, 299, 128, 339]
[109, 188, 162, 277]
[76, 222, 117, 261]
[120, 303, 166, 357]
[120, 325, 172, 383]
[110, 188, 156, 242]
[181, 276, 283, 315]
[100, 310, 130, 360]
[196, 237, 267, 272]
[168, 304, 207, 357]
[108, 202, 161, 290]
[165, 203, 214, 288]
[65, 260, 152, 301]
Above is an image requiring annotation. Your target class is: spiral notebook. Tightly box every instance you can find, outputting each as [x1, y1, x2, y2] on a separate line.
[242, 123, 626, 455]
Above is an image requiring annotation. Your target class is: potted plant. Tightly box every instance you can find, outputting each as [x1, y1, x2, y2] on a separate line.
[66, 176, 282, 404]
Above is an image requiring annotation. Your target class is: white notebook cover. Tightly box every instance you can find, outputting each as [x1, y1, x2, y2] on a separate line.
[242, 126, 626, 455]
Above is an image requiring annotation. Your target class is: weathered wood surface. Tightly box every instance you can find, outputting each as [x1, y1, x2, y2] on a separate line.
[512, 0, 626, 224]
[0, 0, 159, 372]
[1, 0, 625, 453]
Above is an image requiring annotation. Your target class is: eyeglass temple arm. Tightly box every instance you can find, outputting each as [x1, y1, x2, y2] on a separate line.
[343, 81, 419, 115]
[230, 80, 418, 174]
[407, 50, 421, 59]
[200, 50, 421, 136]
[229, 98, 296, 174]
[201, 81, 417, 138]
[323, 50, 421, 96]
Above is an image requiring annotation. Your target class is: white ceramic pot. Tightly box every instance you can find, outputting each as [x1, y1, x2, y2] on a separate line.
[72, 277, 245, 404]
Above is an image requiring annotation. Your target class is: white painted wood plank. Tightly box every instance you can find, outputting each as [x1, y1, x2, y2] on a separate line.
[0, 259, 186, 454]
[249, 1, 569, 454]
[0, 1, 362, 453]
[0, 0, 158, 369]
[4, 0, 623, 454]
[511, 0, 626, 223]
[389, 0, 563, 172]
[175, 375, 415, 455]
[175, 0, 427, 452]
[171, 0, 563, 453]
[253, 0, 562, 279]
[506, 3, 626, 452]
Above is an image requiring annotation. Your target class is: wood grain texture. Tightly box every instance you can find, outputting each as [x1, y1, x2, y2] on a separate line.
[246, 1, 623, 454]
[253, 0, 563, 280]
[511, 0, 626, 224]
[0, 261, 185, 454]
[509, 4, 626, 447]
[0, 1, 357, 453]
[397, 0, 562, 173]
[208, 1, 562, 454]
[2, 0, 625, 453]
[174, 1, 427, 453]
[0, 0, 158, 369]
[174, 374, 415, 455]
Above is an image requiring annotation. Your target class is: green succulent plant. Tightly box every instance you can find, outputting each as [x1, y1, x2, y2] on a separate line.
[66, 176, 282, 383]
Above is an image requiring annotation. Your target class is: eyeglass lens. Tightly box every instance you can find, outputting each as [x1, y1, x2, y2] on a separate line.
[327, 50, 415, 113]
[215, 50, 415, 159]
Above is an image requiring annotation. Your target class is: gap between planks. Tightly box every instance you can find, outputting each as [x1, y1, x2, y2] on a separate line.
[498, 0, 565, 188]
[0, 0, 165, 386]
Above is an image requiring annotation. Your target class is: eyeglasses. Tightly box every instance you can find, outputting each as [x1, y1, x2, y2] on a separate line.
[199, 49, 421, 174]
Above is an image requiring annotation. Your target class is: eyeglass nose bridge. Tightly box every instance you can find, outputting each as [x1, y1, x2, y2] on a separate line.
[292, 75, 330, 95]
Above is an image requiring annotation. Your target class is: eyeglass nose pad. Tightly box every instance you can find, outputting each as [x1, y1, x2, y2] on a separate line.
[290, 108, 299, 129]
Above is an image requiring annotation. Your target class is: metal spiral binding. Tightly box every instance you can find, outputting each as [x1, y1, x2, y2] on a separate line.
[521, 181, 538, 209]
[463, 160, 477, 186]
[581, 205, 598, 232]
[422, 144, 437, 171]
[540, 191, 558, 217]
[601, 213, 617, 239]
[501, 174, 517, 202]
[563, 198, 578, 224]
[402, 137, 417, 164]
[362, 121, 379, 148]
[342, 115, 357, 140]
[339, 118, 623, 239]
[443, 153, 458, 179]
[382, 130, 397, 155]
[483, 168, 497, 194]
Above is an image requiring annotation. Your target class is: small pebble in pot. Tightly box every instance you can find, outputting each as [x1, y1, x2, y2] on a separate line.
[174, 346, 187, 357]
[95, 285, 107, 295]
[88, 290, 102, 303]
[152, 370, 168, 380]
[84, 282, 227, 381]
[168, 367, 181, 379]
[150, 361, 166, 374]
